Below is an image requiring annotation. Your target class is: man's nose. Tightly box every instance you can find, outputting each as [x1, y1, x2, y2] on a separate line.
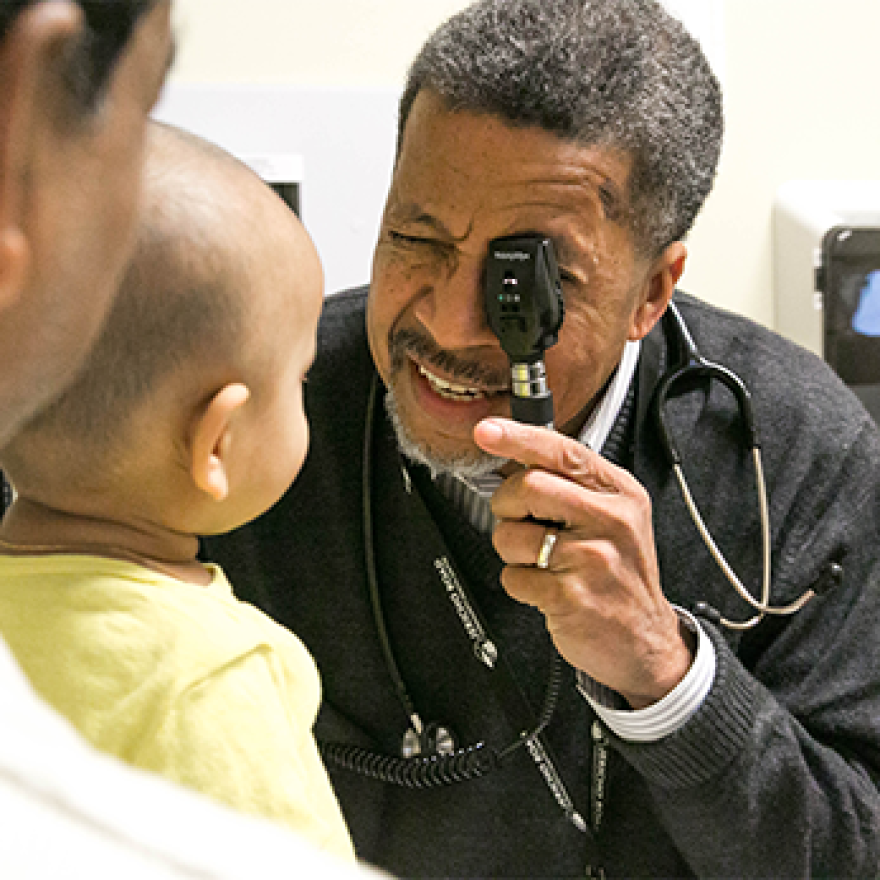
[412, 255, 499, 350]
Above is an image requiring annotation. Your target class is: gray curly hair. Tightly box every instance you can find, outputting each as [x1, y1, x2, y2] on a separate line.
[398, 0, 723, 258]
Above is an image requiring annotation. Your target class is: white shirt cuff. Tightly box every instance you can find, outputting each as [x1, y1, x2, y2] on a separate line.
[575, 607, 716, 742]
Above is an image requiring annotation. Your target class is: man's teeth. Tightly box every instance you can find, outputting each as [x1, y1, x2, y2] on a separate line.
[418, 365, 488, 401]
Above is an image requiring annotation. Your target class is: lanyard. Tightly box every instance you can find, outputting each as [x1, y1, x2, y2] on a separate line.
[360, 372, 588, 832]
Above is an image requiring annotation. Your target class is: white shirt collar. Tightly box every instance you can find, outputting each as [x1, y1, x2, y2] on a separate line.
[578, 339, 641, 452]
[445, 339, 642, 509]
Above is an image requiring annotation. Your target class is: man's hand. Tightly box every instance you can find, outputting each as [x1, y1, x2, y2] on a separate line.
[473, 417, 694, 709]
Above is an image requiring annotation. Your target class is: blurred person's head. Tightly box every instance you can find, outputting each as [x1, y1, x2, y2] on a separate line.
[0, 0, 174, 446]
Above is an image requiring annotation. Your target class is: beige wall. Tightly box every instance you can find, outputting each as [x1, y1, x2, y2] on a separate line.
[687, 1, 880, 326]
[168, 0, 880, 328]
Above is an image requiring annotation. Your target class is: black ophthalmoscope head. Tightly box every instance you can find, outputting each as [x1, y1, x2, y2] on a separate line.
[484, 234, 564, 427]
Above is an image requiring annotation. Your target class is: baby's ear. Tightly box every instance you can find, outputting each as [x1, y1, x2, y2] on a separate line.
[189, 383, 250, 502]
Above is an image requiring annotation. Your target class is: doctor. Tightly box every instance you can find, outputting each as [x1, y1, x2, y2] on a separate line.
[204, 0, 880, 876]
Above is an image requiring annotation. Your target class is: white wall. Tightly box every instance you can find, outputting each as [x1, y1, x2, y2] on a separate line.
[164, 0, 880, 329]
[686, 0, 880, 327]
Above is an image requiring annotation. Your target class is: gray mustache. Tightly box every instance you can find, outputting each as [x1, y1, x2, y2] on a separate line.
[389, 327, 509, 389]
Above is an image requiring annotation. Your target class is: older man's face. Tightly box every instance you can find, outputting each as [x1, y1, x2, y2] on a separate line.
[368, 89, 665, 475]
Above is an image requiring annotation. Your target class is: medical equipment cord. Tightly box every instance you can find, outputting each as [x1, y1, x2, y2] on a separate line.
[319, 377, 569, 795]
[654, 303, 815, 629]
[321, 303, 818, 805]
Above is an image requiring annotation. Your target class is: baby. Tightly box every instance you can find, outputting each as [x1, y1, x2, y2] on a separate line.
[0, 122, 354, 862]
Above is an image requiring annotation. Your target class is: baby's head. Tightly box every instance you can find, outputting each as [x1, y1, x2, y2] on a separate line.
[1, 121, 323, 536]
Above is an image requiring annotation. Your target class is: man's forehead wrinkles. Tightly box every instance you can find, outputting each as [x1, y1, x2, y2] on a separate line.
[384, 148, 619, 262]
[389, 173, 607, 217]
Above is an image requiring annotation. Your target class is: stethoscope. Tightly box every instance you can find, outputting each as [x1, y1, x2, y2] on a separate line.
[320, 299, 817, 820]
[653, 302, 814, 630]
[319, 370, 589, 832]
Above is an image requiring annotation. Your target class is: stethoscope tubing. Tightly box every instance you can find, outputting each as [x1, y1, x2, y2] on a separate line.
[656, 302, 814, 629]
[671, 452, 812, 629]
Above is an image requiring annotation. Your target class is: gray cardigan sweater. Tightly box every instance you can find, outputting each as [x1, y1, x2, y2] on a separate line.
[205, 288, 880, 878]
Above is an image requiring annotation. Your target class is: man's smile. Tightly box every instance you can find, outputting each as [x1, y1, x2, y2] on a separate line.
[416, 362, 508, 402]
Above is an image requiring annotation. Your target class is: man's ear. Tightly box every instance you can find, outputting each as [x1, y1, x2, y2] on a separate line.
[0, 2, 82, 311]
[189, 383, 251, 502]
[629, 241, 687, 341]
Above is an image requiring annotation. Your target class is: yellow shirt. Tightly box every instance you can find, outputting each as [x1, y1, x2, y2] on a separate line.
[0, 554, 354, 862]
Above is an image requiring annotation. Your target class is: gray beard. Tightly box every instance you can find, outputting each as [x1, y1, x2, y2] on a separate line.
[383, 387, 507, 479]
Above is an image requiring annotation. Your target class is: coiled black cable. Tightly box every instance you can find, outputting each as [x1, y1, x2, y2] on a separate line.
[320, 741, 498, 789]
[320, 651, 564, 789]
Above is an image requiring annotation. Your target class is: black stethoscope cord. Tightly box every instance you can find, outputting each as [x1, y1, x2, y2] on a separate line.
[320, 373, 587, 832]
[361, 375, 422, 734]
[320, 303, 815, 822]
[320, 375, 498, 787]
[361, 373, 568, 755]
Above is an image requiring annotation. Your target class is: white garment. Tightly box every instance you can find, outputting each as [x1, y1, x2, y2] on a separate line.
[0, 638, 382, 879]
